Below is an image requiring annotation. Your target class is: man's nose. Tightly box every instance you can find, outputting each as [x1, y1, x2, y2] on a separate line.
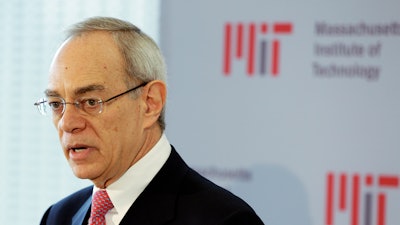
[57, 103, 86, 133]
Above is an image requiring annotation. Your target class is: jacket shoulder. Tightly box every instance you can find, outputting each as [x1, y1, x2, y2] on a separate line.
[180, 168, 263, 222]
[40, 186, 92, 225]
[158, 147, 264, 224]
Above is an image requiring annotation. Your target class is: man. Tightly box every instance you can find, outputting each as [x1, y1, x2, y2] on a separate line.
[36, 17, 264, 225]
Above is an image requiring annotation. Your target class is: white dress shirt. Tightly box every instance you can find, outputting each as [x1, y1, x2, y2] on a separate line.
[92, 134, 171, 225]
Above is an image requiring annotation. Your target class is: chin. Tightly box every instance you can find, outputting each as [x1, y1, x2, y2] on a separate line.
[72, 170, 92, 180]
[70, 164, 97, 180]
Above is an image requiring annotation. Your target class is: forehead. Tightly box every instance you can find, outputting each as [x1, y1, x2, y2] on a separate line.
[47, 32, 128, 95]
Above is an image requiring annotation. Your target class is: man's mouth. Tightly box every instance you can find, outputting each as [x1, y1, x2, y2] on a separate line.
[72, 147, 87, 152]
[66, 144, 93, 160]
[68, 144, 90, 152]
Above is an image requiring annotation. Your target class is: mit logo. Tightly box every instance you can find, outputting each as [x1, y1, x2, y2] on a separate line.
[223, 22, 293, 76]
[325, 172, 400, 225]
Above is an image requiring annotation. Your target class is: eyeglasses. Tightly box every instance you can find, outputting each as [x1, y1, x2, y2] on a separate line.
[34, 82, 148, 117]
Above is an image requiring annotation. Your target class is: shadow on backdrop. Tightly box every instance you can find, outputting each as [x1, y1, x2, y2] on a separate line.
[229, 164, 312, 225]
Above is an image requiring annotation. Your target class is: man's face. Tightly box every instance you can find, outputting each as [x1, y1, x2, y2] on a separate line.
[47, 32, 147, 188]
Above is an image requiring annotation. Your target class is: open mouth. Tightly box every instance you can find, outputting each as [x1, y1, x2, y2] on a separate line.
[66, 144, 92, 160]
[68, 144, 90, 152]
[72, 147, 87, 152]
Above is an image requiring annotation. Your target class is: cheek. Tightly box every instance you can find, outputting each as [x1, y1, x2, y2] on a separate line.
[54, 119, 63, 138]
[118, 104, 142, 129]
[102, 119, 120, 135]
[100, 103, 142, 141]
[101, 111, 127, 137]
[53, 117, 59, 128]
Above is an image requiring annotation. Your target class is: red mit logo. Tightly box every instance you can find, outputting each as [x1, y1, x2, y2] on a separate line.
[325, 172, 399, 225]
[223, 22, 293, 76]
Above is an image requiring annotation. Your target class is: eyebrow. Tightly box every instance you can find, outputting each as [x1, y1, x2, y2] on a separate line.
[44, 84, 105, 97]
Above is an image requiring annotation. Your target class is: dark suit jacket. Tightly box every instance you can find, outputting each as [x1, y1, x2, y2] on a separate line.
[40, 147, 264, 225]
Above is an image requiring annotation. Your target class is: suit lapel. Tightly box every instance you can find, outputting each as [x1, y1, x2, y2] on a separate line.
[71, 195, 91, 225]
[119, 147, 188, 225]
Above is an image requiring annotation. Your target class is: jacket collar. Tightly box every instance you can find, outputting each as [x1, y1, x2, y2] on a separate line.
[119, 147, 189, 225]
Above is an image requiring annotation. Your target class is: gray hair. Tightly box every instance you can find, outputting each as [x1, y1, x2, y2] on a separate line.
[66, 16, 167, 130]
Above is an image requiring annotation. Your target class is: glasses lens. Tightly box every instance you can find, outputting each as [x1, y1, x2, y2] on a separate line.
[34, 97, 65, 116]
[34, 98, 48, 116]
[47, 97, 65, 116]
[78, 98, 103, 115]
[34, 97, 104, 116]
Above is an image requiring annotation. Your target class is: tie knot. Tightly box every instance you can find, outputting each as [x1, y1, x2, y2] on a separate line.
[90, 190, 114, 225]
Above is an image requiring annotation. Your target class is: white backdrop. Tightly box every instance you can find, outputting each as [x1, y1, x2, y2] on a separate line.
[1, 1, 399, 225]
[161, 1, 400, 225]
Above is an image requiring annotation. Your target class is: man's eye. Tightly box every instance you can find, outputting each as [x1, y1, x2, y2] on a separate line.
[83, 99, 100, 107]
[48, 101, 63, 110]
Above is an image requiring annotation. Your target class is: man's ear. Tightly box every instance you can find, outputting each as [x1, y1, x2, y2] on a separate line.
[141, 80, 167, 128]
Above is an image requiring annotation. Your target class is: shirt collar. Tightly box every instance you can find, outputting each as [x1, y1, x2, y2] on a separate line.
[92, 134, 171, 223]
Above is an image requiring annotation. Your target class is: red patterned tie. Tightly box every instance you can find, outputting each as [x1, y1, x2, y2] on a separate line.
[89, 190, 114, 225]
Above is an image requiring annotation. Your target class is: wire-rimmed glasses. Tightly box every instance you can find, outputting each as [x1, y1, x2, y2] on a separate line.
[34, 82, 148, 117]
